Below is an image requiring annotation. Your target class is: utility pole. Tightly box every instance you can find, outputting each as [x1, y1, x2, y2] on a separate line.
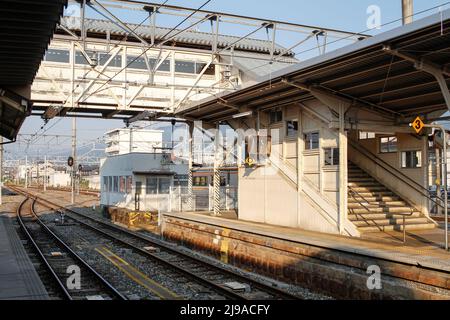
[402, 0, 413, 25]
[70, 40, 76, 205]
[44, 155, 47, 192]
[25, 155, 28, 189]
[71, 117, 77, 204]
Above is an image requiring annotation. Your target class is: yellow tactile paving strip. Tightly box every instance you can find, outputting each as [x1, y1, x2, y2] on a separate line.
[95, 246, 180, 300]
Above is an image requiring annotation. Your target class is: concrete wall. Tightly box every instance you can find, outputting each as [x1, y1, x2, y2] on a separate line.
[237, 102, 345, 235]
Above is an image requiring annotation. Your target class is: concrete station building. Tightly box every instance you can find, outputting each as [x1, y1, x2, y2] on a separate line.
[174, 10, 450, 237]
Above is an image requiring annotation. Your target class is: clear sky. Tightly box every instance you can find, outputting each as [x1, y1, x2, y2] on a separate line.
[13, 0, 450, 156]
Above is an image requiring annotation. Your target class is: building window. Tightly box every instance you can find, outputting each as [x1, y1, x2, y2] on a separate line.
[175, 60, 195, 74]
[359, 131, 375, 140]
[98, 53, 122, 67]
[126, 176, 132, 193]
[401, 151, 422, 168]
[304, 132, 319, 150]
[146, 177, 158, 194]
[119, 176, 126, 193]
[380, 136, 397, 153]
[135, 181, 142, 195]
[75, 50, 96, 65]
[195, 62, 215, 75]
[113, 176, 119, 192]
[44, 49, 70, 63]
[324, 148, 339, 166]
[220, 176, 227, 186]
[158, 177, 171, 194]
[286, 120, 298, 137]
[269, 108, 283, 124]
[174, 174, 188, 187]
[193, 176, 208, 187]
[102, 176, 108, 191]
[108, 176, 113, 192]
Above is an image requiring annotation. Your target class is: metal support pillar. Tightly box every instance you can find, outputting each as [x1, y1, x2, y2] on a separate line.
[187, 122, 194, 210]
[212, 124, 221, 216]
[421, 124, 448, 251]
[338, 103, 348, 234]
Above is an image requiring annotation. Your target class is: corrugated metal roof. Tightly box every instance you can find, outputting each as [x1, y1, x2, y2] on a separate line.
[175, 9, 450, 122]
[59, 17, 291, 55]
[221, 53, 298, 80]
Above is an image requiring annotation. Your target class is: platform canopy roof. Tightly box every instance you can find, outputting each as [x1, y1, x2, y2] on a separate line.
[174, 9, 450, 123]
[0, 0, 67, 141]
[0, 0, 67, 86]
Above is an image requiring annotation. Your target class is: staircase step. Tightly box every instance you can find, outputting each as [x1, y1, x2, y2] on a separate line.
[350, 191, 395, 198]
[348, 212, 422, 221]
[348, 177, 376, 182]
[352, 217, 430, 227]
[348, 200, 407, 208]
[358, 223, 436, 233]
[348, 181, 378, 187]
[349, 186, 390, 192]
[348, 206, 419, 214]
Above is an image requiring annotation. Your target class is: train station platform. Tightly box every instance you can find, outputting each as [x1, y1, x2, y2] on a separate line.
[0, 195, 49, 300]
[163, 211, 450, 270]
[162, 211, 450, 299]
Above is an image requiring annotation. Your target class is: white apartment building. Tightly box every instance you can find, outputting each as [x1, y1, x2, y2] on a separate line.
[104, 128, 164, 156]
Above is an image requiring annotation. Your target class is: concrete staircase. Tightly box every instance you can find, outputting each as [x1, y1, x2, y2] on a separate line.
[347, 162, 436, 233]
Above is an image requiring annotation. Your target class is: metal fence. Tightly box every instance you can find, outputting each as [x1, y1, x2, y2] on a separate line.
[168, 186, 238, 212]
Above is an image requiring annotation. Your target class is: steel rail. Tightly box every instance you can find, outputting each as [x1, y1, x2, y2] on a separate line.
[12, 186, 298, 300]
[17, 196, 127, 300]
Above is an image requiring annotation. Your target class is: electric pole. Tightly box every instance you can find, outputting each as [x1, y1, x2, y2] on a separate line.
[402, 0, 413, 25]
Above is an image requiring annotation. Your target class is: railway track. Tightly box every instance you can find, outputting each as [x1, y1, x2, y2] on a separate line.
[11, 186, 299, 300]
[16, 197, 127, 300]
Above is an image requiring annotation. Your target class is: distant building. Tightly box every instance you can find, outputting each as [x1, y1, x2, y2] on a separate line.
[104, 128, 164, 156]
[100, 152, 188, 212]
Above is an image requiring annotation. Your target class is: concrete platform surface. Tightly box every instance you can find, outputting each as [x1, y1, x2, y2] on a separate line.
[164, 211, 450, 273]
[0, 196, 49, 300]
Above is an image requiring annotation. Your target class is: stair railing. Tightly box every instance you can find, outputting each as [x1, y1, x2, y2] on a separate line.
[348, 137, 442, 210]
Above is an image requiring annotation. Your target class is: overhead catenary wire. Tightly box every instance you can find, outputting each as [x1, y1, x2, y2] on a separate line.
[27, 0, 171, 145]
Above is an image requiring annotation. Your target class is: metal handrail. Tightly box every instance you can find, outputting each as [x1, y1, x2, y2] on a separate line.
[348, 137, 442, 208]
[348, 184, 414, 243]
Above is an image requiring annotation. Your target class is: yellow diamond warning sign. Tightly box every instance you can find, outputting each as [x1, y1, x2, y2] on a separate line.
[412, 116, 424, 134]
